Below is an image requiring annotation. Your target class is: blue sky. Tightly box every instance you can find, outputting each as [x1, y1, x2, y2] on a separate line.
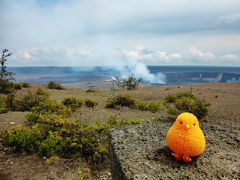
[1, 0, 240, 66]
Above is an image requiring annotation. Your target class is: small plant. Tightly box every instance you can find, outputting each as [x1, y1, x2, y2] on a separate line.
[13, 82, 22, 90]
[164, 91, 211, 121]
[62, 97, 83, 111]
[0, 49, 16, 93]
[6, 88, 49, 112]
[85, 99, 98, 108]
[137, 101, 161, 112]
[116, 75, 142, 90]
[47, 80, 64, 90]
[105, 94, 136, 109]
[0, 96, 8, 114]
[2, 125, 43, 155]
[26, 99, 72, 126]
[86, 89, 100, 93]
[22, 82, 30, 88]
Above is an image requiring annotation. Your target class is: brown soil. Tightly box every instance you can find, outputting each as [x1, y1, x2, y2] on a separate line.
[0, 82, 239, 179]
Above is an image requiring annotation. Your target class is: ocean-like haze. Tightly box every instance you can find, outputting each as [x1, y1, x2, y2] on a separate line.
[8, 66, 240, 85]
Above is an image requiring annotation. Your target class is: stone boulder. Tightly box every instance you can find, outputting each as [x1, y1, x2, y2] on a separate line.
[109, 122, 240, 180]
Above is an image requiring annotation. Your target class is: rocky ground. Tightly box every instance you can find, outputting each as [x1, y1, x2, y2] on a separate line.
[109, 121, 240, 180]
[0, 82, 240, 179]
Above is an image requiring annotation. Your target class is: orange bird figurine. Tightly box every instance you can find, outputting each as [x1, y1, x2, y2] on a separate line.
[166, 112, 206, 163]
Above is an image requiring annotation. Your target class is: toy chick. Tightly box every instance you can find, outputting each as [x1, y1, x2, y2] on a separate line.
[166, 112, 206, 163]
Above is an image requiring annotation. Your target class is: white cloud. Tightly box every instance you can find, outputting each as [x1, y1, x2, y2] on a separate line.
[169, 53, 181, 59]
[220, 54, 239, 62]
[218, 12, 240, 24]
[188, 47, 216, 60]
[11, 46, 92, 66]
[122, 46, 155, 61]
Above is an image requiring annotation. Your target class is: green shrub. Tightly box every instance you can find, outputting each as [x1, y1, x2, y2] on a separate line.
[0, 79, 15, 94]
[2, 125, 43, 155]
[116, 75, 142, 90]
[164, 91, 211, 121]
[137, 101, 161, 112]
[26, 99, 72, 126]
[85, 99, 98, 108]
[62, 97, 83, 111]
[6, 88, 49, 112]
[47, 80, 64, 90]
[105, 94, 136, 109]
[0, 96, 8, 114]
[13, 83, 22, 90]
[1, 114, 148, 167]
[22, 82, 30, 88]
[38, 137, 62, 157]
[86, 89, 100, 93]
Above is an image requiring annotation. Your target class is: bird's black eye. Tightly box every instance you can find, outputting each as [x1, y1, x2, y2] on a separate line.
[180, 121, 183, 124]
[193, 123, 196, 126]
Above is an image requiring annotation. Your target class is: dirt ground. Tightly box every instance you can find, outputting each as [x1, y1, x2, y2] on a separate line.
[0, 82, 240, 179]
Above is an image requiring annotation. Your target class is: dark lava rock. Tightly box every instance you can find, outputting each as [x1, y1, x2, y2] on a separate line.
[109, 122, 240, 180]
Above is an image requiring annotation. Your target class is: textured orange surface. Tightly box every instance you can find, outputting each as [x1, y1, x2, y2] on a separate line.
[166, 112, 206, 162]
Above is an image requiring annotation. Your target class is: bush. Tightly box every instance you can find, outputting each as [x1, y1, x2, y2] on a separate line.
[86, 89, 100, 93]
[6, 88, 49, 111]
[85, 99, 98, 108]
[62, 97, 83, 111]
[116, 75, 142, 90]
[105, 95, 136, 109]
[26, 99, 72, 126]
[1, 115, 148, 167]
[137, 101, 161, 112]
[164, 91, 211, 121]
[2, 125, 43, 155]
[13, 83, 22, 90]
[0, 79, 15, 94]
[22, 82, 30, 88]
[47, 80, 64, 90]
[0, 96, 8, 114]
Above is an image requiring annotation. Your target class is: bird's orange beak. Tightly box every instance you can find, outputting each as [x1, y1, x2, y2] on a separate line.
[186, 124, 190, 129]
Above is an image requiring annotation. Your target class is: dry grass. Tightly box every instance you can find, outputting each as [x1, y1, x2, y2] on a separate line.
[1, 82, 240, 130]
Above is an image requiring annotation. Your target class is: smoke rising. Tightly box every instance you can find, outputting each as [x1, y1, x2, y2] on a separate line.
[116, 57, 166, 84]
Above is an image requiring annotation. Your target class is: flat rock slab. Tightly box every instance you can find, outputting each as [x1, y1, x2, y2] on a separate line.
[109, 122, 240, 180]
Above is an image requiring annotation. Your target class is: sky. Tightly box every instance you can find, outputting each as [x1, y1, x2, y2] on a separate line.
[1, 0, 240, 67]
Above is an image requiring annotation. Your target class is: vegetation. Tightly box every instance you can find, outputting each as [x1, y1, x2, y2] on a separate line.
[164, 91, 211, 121]
[62, 97, 83, 111]
[0, 96, 8, 114]
[1, 115, 146, 167]
[0, 49, 16, 93]
[0, 82, 219, 178]
[137, 101, 162, 112]
[116, 75, 142, 90]
[21, 82, 30, 88]
[86, 88, 100, 93]
[105, 94, 136, 109]
[6, 88, 49, 112]
[47, 80, 64, 90]
[105, 94, 161, 112]
[85, 99, 98, 108]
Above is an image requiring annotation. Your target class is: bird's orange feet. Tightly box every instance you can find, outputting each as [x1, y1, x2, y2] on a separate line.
[172, 153, 181, 160]
[182, 155, 191, 163]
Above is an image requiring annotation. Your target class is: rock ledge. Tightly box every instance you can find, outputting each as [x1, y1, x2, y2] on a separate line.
[109, 122, 240, 180]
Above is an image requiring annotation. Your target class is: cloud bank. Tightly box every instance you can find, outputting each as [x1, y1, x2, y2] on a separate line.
[0, 0, 240, 66]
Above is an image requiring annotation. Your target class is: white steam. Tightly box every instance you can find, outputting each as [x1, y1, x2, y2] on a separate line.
[116, 57, 166, 84]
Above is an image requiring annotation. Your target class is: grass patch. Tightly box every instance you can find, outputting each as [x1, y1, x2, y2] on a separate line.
[47, 80, 64, 90]
[85, 99, 98, 108]
[62, 97, 84, 111]
[86, 89, 100, 93]
[105, 94, 136, 109]
[164, 91, 211, 121]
